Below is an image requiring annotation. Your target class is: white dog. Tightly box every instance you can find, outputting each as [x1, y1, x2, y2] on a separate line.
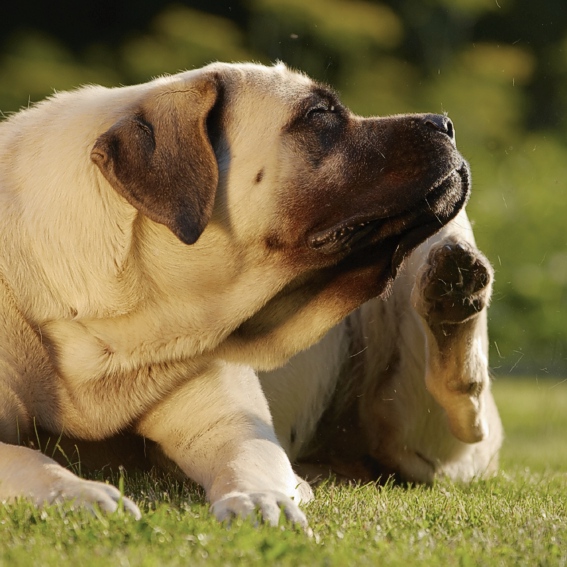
[0, 62, 482, 526]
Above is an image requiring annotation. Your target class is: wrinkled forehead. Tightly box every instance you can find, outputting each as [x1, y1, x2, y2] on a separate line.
[166, 62, 336, 125]
[214, 62, 323, 123]
[220, 62, 315, 98]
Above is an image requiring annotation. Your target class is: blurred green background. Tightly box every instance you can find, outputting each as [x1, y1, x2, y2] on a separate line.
[1, 0, 567, 376]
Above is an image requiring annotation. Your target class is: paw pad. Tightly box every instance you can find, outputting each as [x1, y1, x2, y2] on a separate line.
[416, 240, 493, 324]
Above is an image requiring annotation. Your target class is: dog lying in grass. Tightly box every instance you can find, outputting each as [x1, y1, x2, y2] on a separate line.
[0, 62, 498, 527]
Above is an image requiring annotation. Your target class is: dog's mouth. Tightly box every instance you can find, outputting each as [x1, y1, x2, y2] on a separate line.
[307, 163, 470, 272]
[308, 216, 383, 254]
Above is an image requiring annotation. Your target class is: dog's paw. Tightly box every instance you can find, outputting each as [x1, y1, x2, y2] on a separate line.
[413, 239, 493, 325]
[0, 444, 141, 519]
[210, 490, 308, 529]
[48, 472, 142, 519]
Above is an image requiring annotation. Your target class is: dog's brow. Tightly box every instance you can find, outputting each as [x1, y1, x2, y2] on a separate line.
[309, 84, 342, 107]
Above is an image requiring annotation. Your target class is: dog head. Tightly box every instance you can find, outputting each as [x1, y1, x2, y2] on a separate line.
[92, 62, 469, 289]
[91, 63, 470, 361]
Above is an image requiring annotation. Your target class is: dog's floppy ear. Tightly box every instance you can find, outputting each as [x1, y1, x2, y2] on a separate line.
[91, 75, 220, 245]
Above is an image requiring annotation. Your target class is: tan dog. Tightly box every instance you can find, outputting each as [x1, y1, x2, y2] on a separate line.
[262, 209, 503, 485]
[0, 62, 471, 526]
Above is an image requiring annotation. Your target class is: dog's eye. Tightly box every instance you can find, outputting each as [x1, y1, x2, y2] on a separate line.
[307, 104, 338, 118]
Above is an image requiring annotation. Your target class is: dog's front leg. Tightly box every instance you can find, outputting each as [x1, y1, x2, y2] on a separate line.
[0, 277, 141, 518]
[136, 361, 312, 528]
[411, 237, 501, 445]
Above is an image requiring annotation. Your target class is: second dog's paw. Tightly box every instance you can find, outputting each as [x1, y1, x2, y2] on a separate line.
[414, 239, 493, 325]
[210, 490, 308, 529]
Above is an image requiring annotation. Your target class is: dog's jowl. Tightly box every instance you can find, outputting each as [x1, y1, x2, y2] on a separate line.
[0, 62, 499, 527]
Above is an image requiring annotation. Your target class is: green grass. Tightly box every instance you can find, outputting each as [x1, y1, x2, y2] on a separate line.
[494, 376, 567, 472]
[1, 377, 566, 566]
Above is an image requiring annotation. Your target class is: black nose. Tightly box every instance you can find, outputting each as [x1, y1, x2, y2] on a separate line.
[423, 114, 455, 141]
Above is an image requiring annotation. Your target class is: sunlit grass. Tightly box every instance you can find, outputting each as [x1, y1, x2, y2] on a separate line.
[493, 375, 567, 471]
[1, 377, 565, 566]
